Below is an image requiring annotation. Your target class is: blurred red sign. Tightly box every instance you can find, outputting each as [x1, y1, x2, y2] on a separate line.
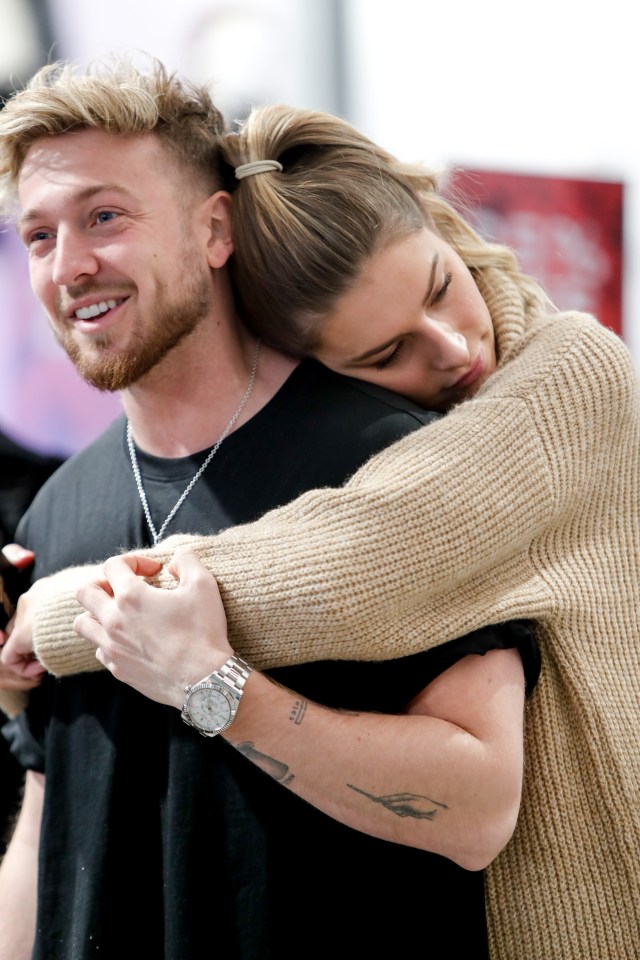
[445, 168, 624, 338]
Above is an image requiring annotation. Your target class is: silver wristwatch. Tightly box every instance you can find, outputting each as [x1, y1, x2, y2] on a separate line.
[181, 655, 252, 737]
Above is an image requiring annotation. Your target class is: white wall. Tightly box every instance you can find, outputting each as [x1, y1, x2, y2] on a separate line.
[47, 0, 342, 117]
[343, 0, 638, 365]
[48, 0, 640, 367]
[2, 0, 637, 455]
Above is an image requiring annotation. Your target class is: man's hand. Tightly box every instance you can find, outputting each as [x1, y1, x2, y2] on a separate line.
[74, 549, 233, 710]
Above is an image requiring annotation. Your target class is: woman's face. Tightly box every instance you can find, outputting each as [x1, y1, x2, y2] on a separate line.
[314, 227, 497, 411]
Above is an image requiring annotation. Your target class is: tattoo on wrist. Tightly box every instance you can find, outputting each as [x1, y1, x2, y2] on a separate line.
[236, 740, 295, 787]
[347, 784, 448, 821]
[289, 698, 307, 725]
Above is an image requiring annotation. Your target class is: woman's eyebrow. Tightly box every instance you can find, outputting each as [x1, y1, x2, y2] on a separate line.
[350, 252, 440, 363]
[422, 251, 440, 306]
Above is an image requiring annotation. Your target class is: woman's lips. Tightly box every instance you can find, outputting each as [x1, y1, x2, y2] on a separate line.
[451, 351, 485, 391]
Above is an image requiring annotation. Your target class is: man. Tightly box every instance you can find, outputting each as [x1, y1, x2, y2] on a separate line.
[0, 58, 534, 959]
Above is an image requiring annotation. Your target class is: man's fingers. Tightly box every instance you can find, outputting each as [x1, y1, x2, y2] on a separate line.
[107, 553, 163, 580]
[76, 580, 114, 618]
[101, 554, 161, 594]
[166, 547, 206, 581]
[130, 554, 163, 577]
[73, 611, 105, 647]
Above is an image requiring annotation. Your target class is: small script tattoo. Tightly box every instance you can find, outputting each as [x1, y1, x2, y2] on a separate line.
[237, 741, 295, 787]
[347, 784, 449, 821]
[289, 698, 307, 725]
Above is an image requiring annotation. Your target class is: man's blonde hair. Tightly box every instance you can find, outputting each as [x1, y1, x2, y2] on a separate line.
[0, 56, 226, 216]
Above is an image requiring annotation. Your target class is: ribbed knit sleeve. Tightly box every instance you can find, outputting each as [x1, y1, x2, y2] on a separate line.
[22, 386, 552, 683]
[23, 313, 573, 682]
[165, 391, 555, 663]
[20, 312, 632, 675]
[10, 307, 640, 958]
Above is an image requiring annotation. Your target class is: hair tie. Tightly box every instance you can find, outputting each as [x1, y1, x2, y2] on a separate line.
[235, 159, 283, 181]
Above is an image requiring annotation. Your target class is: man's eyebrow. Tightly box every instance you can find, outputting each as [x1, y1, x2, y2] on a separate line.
[350, 251, 439, 363]
[17, 183, 133, 229]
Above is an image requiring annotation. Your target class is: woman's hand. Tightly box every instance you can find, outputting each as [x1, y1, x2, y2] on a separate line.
[74, 548, 234, 709]
[0, 640, 42, 691]
[0, 544, 44, 688]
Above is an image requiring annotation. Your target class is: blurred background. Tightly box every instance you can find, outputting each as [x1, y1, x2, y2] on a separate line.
[0, 0, 635, 459]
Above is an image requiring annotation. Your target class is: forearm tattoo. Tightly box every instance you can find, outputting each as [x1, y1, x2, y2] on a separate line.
[236, 691, 447, 822]
[236, 740, 295, 787]
[347, 784, 448, 820]
[289, 698, 307, 725]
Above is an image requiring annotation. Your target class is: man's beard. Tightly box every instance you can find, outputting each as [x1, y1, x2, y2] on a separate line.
[56, 267, 212, 392]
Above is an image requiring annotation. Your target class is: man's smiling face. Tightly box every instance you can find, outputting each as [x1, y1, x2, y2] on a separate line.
[17, 127, 214, 391]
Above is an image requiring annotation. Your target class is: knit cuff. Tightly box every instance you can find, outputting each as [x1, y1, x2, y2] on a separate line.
[33, 589, 99, 676]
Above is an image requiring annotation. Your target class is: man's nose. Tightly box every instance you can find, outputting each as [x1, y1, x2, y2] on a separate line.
[52, 230, 99, 286]
[422, 316, 470, 369]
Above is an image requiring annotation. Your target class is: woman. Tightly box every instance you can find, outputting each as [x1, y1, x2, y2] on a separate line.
[2, 105, 639, 958]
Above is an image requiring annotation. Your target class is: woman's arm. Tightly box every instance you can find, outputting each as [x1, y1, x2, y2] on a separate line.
[1, 390, 549, 712]
[22, 391, 551, 684]
[12, 313, 630, 686]
[0, 562, 106, 716]
[74, 549, 527, 868]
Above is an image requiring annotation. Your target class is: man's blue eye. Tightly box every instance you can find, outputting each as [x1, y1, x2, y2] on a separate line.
[96, 211, 117, 224]
[28, 231, 51, 245]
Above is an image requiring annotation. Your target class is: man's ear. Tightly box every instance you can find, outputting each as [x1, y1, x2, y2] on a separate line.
[204, 191, 234, 268]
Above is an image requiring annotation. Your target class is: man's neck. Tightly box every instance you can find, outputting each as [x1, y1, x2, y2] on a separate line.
[122, 330, 298, 458]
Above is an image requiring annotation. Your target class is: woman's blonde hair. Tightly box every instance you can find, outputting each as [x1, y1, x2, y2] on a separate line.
[221, 104, 548, 356]
[0, 56, 226, 216]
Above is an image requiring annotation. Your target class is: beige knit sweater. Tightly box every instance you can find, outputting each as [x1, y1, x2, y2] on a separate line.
[3, 271, 639, 958]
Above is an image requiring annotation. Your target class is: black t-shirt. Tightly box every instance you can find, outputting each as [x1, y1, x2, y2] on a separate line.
[5, 360, 539, 960]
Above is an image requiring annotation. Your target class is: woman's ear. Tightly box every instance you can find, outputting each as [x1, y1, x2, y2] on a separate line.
[203, 191, 234, 268]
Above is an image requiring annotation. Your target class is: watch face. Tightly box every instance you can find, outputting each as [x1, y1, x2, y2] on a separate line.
[187, 683, 237, 733]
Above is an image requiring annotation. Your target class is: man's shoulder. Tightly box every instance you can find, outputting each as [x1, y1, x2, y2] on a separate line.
[303, 360, 436, 426]
[26, 416, 125, 499]
[221, 360, 438, 513]
[285, 359, 438, 446]
[273, 361, 438, 486]
[15, 416, 129, 564]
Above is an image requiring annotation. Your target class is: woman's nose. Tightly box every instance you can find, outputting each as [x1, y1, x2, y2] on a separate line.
[422, 316, 470, 369]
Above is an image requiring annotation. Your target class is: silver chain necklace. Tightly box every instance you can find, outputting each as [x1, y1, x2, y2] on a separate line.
[126, 338, 261, 545]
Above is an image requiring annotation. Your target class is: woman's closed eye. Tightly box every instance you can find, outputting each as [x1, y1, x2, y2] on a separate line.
[433, 271, 452, 304]
[374, 341, 405, 370]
